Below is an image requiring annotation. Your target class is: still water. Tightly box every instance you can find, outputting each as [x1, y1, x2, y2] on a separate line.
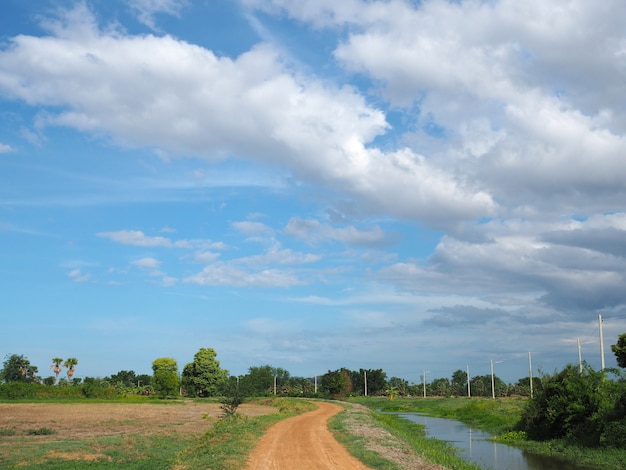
[395, 413, 595, 470]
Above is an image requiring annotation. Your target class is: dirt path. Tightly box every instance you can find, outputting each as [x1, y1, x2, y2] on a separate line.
[245, 401, 371, 470]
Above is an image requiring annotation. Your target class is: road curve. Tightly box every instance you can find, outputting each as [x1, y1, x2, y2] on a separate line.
[245, 401, 371, 470]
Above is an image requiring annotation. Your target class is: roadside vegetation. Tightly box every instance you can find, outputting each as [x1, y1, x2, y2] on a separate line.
[4, 334, 626, 469]
[351, 366, 626, 470]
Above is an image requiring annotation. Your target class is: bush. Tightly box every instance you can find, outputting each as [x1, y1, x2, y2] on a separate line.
[602, 420, 626, 447]
[518, 363, 621, 446]
[0, 382, 39, 399]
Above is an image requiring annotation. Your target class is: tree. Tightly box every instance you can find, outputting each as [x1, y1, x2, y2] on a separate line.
[320, 368, 352, 399]
[152, 358, 179, 397]
[240, 365, 290, 396]
[181, 348, 229, 397]
[51, 357, 63, 385]
[109, 370, 138, 387]
[518, 363, 610, 445]
[611, 333, 626, 368]
[388, 377, 409, 396]
[451, 369, 468, 396]
[430, 377, 451, 396]
[1, 354, 38, 383]
[64, 358, 78, 382]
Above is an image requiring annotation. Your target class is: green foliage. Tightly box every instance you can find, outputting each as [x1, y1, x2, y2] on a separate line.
[181, 348, 229, 397]
[109, 369, 138, 387]
[611, 332, 626, 368]
[152, 357, 179, 397]
[451, 369, 468, 396]
[469, 374, 507, 398]
[220, 394, 244, 417]
[320, 368, 352, 399]
[350, 368, 387, 396]
[0, 427, 16, 436]
[387, 377, 409, 396]
[2, 354, 39, 383]
[239, 364, 290, 396]
[518, 363, 626, 446]
[0, 382, 39, 399]
[430, 377, 451, 396]
[27, 427, 56, 435]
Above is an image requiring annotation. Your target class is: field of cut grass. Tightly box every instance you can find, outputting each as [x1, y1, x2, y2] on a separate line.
[0, 398, 311, 469]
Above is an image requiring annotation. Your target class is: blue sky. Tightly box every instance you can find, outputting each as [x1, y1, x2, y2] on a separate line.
[2, 0, 626, 385]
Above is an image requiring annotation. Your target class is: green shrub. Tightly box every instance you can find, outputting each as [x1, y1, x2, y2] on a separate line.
[602, 421, 626, 447]
[518, 363, 621, 446]
[27, 427, 56, 435]
[0, 382, 39, 399]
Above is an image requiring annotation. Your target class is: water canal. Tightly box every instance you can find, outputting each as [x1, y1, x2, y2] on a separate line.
[394, 413, 596, 470]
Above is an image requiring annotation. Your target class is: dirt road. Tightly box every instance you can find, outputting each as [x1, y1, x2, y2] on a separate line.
[245, 401, 371, 470]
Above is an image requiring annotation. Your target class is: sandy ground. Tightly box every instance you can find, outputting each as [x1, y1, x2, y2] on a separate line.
[0, 402, 275, 440]
[246, 402, 371, 470]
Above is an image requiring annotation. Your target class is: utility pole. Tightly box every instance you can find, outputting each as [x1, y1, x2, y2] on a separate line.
[423, 370, 429, 398]
[528, 352, 533, 399]
[314, 375, 317, 394]
[578, 337, 583, 373]
[274, 375, 277, 395]
[364, 370, 368, 397]
[599, 313, 605, 371]
[466, 365, 471, 398]
[491, 360, 496, 399]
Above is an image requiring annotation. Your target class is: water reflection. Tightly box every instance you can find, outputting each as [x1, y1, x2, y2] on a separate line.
[394, 413, 593, 470]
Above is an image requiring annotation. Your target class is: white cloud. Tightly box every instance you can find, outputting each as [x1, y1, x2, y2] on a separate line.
[97, 230, 214, 249]
[232, 221, 274, 237]
[98, 230, 172, 247]
[132, 257, 161, 269]
[0, 143, 13, 153]
[129, 0, 189, 30]
[67, 268, 91, 282]
[237, 243, 321, 266]
[184, 263, 301, 287]
[0, 4, 495, 227]
[285, 218, 387, 246]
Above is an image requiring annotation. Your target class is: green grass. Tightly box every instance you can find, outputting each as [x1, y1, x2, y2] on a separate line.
[0, 397, 314, 469]
[352, 396, 523, 435]
[373, 413, 482, 470]
[0, 433, 194, 469]
[328, 405, 403, 470]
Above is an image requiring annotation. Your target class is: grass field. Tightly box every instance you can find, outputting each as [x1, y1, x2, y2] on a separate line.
[0, 398, 311, 469]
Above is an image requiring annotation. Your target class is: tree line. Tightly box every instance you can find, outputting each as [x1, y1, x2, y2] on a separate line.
[3, 332, 626, 403]
[0, 347, 530, 400]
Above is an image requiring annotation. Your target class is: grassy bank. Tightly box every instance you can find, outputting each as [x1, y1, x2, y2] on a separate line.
[330, 402, 482, 470]
[350, 396, 626, 470]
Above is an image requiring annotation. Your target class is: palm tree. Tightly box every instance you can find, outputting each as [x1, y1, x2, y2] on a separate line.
[64, 358, 78, 383]
[50, 358, 63, 385]
[386, 385, 398, 401]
